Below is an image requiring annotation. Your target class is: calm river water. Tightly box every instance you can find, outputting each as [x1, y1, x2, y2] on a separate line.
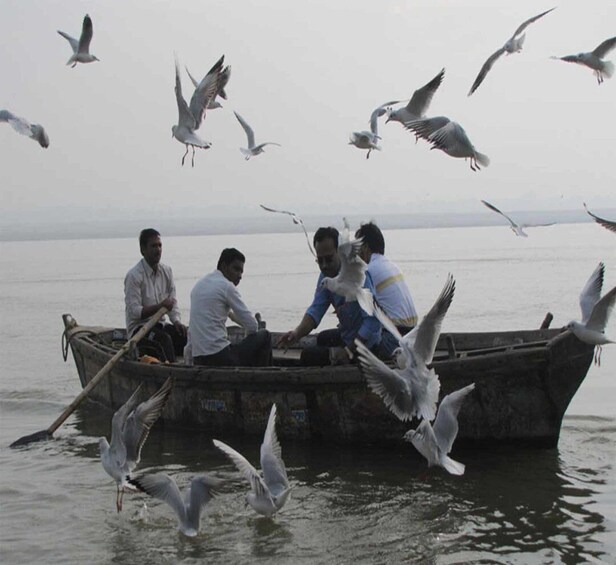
[1, 224, 614, 564]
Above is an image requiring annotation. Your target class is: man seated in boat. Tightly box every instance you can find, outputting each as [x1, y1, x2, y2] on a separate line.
[189, 248, 272, 367]
[355, 221, 418, 336]
[124, 228, 187, 362]
[277, 226, 396, 366]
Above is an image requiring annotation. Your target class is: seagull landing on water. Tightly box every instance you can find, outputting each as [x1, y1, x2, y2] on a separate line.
[551, 37, 616, 84]
[404, 383, 476, 476]
[584, 203, 616, 234]
[213, 404, 291, 517]
[385, 68, 445, 126]
[566, 262, 616, 365]
[129, 473, 221, 537]
[234, 112, 281, 160]
[0, 110, 49, 148]
[185, 63, 231, 110]
[260, 204, 316, 257]
[349, 102, 397, 159]
[99, 377, 173, 512]
[57, 14, 99, 68]
[481, 200, 554, 237]
[468, 7, 556, 96]
[405, 117, 489, 171]
[172, 55, 225, 167]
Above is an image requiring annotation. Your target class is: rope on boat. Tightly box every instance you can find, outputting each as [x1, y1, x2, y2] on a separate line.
[61, 328, 97, 361]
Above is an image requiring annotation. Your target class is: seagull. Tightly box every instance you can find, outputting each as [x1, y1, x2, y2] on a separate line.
[0, 110, 49, 148]
[349, 101, 397, 158]
[185, 63, 231, 110]
[404, 383, 475, 476]
[551, 37, 616, 84]
[386, 69, 445, 125]
[566, 262, 616, 365]
[355, 275, 455, 422]
[584, 203, 616, 233]
[260, 204, 316, 257]
[99, 377, 173, 512]
[213, 404, 291, 517]
[481, 200, 554, 237]
[319, 218, 374, 314]
[468, 7, 556, 96]
[57, 14, 99, 68]
[405, 118, 489, 171]
[172, 55, 224, 167]
[233, 112, 281, 160]
[129, 473, 221, 537]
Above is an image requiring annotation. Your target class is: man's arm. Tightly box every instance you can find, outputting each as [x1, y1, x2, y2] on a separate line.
[226, 285, 258, 334]
[277, 313, 317, 347]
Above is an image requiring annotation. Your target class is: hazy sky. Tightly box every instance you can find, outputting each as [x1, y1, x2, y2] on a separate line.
[1, 0, 615, 228]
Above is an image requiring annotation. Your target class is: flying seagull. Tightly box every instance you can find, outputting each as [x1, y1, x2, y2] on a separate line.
[386, 69, 445, 125]
[406, 118, 489, 171]
[584, 203, 616, 233]
[129, 473, 221, 537]
[260, 204, 316, 257]
[566, 262, 615, 365]
[57, 14, 99, 68]
[213, 404, 291, 517]
[99, 377, 173, 512]
[481, 200, 554, 237]
[0, 110, 49, 148]
[356, 274, 455, 422]
[349, 101, 397, 158]
[185, 63, 231, 110]
[552, 37, 616, 84]
[404, 383, 476, 476]
[172, 54, 224, 167]
[468, 7, 556, 96]
[234, 111, 281, 160]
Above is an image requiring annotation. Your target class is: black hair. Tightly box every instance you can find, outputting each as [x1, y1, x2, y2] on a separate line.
[313, 226, 339, 249]
[217, 248, 246, 269]
[139, 228, 161, 250]
[355, 222, 384, 254]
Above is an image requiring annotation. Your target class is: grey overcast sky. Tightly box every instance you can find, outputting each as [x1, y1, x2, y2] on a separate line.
[1, 0, 615, 228]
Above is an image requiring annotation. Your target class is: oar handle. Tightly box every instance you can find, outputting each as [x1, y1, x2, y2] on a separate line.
[47, 307, 169, 435]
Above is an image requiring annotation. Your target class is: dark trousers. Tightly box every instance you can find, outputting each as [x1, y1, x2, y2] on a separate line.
[194, 330, 272, 367]
[135, 323, 187, 363]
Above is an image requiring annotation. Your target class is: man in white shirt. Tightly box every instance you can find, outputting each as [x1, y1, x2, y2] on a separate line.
[355, 222, 418, 336]
[124, 228, 187, 362]
[190, 248, 272, 367]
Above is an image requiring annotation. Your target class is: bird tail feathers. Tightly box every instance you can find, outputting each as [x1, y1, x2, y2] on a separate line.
[603, 60, 614, 79]
[475, 152, 490, 167]
[440, 454, 465, 475]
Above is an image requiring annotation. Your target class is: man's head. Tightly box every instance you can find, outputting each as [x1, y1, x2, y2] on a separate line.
[355, 222, 384, 262]
[217, 248, 246, 286]
[313, 227, 340, 278]
[139, 228, 162, 268]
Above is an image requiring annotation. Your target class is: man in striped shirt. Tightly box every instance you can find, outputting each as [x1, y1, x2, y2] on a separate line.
[355, 222, 418, 335]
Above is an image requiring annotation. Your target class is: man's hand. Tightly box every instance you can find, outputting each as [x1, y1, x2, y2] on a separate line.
[277, 330, 298, 349]
[160, 297, 176, 311]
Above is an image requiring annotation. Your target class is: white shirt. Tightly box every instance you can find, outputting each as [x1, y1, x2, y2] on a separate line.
[368, 253, 418, 327]
[124, 258, 181, 336]
[189, 269, 258, 357]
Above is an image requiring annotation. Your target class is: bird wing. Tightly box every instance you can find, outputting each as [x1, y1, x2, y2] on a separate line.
[254, 142, 281, 151]
[409, 274, 455, 365]
[184, 66, 200, 88]
[592, 36, 616, 59]
[481, 200, 519, 229]
[0, 110, 16, 123]
[188, 55, 224, 129]
[511, 7, 556, 39]
[369, 102, 395, 136]
[584, 203, 616, 233]
[6, 115, 32, 137]
[432, 383, 475, 454]
[404, 116, 451, 141]
[261, 404, 289, 494]
[213, 439, 270, 498]
[234, 111, 256, 148]
[586, 286, 616, 333]
[175, 57, 197, 130]
[129, 473, 186, 521]
[406, 68, 445, 117]
[57, 31, 79, 53]
[355, 340, 415, 421]
[579, 262, 605, 324]
[217, 65, 231, 99]
[468, 47, 506, 96]
[260, 205, 316, 257]
[78, 14, 94, 54]
[406, 419, 439, 464]
[123, 377, 173, 468]
[188, 475, 222, 512]
[109, 383, 143, 454]
[30, 124, 49, 148]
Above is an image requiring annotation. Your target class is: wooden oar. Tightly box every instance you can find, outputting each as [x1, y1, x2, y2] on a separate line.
[10, 307, 169, 448]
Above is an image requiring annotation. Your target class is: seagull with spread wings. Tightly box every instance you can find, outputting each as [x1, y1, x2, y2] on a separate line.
[481, 200, 554, 237]
[0, 110, 49, 148]
[349, 101, 398, 158]
[385, 69, 445, 126]
[584, 203, 616, 234]
[552, 37, 616, 84]
[260, 204, 316, 257]
[234, 111, 281, 160]
[468, 7, 556, 96]
[57, 14, 99, 68]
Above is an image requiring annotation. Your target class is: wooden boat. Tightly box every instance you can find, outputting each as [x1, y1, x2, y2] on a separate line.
[62, 313, 595, 448]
